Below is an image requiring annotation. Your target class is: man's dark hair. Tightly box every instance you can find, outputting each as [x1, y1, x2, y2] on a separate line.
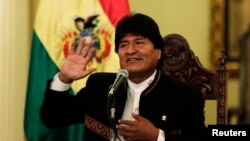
[115, 13, 164, 69]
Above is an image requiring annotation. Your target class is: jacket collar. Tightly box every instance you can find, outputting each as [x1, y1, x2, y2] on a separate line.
[142, 70, 161, 96]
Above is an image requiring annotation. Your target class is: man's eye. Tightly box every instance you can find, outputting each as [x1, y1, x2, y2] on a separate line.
[136, 41, 144, 45]
[119, 44, 127, 48]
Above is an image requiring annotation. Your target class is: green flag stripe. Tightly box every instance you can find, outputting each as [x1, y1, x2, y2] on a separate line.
[24, 31, 84, 141]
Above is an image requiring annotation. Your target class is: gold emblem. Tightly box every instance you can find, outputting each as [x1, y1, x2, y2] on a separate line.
[162, 115, 167, 121]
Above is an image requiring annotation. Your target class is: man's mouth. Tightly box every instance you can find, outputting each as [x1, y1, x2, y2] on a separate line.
[127, 58, 141, 62]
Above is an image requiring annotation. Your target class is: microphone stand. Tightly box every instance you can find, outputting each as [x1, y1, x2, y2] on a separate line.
[108, 87, 116, 141]
[107, 69, 128, 141]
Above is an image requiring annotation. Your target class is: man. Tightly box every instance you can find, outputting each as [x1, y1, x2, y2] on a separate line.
[40, 13, 207, 141]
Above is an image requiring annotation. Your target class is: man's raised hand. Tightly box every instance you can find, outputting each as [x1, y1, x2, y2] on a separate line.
[59, 38, 96, 83]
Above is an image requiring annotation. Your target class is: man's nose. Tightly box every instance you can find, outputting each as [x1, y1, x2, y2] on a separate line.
[126, 44, 136, 54]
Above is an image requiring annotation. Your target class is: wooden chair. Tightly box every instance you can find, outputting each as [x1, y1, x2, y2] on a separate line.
[161, 33, 228, 124]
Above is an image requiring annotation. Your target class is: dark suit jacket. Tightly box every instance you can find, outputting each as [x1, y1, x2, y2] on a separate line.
[40, 70, 207, 141]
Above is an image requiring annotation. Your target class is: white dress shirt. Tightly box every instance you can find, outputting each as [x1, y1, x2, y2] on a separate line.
[50, 71, 164, 141]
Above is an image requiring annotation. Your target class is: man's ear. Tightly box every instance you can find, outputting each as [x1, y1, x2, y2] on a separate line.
[156, 49, 161, 59]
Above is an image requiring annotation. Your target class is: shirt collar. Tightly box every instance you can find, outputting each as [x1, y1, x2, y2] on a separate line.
[127, 70, 157, 91]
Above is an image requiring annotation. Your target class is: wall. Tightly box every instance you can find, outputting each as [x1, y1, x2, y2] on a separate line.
[0, 0, 30, 140]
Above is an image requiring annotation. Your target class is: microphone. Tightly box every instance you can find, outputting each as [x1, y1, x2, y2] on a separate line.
[108, 69, 129, 97]
[107, 69, 128, 141]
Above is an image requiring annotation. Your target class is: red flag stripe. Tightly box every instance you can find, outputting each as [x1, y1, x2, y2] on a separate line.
[99, 0, 130, 27]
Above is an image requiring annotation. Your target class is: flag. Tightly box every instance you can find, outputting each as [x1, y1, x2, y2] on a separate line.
[24, 0, 130, 141]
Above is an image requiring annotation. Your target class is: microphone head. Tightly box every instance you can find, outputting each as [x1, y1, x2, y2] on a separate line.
[117, 69, 129, 79]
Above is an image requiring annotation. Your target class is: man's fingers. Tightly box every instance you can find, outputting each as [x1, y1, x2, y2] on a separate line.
[117, 124, 131, 132]
[75, 38, 86, 55]
[132, 112, 142, 121]
[83, 46, 96, 63]
[80, 42, 92, 57]
[118, 119, 135, 127]
[69, 41, 76, 55]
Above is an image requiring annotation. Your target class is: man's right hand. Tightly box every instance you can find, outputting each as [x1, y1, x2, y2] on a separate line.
[58, 38, 96, 84]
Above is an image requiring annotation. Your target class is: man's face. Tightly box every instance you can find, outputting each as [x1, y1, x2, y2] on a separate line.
[118, 34, 161, 80]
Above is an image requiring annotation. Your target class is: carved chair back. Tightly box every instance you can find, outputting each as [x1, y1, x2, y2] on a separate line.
[161, 33, 228, 124]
